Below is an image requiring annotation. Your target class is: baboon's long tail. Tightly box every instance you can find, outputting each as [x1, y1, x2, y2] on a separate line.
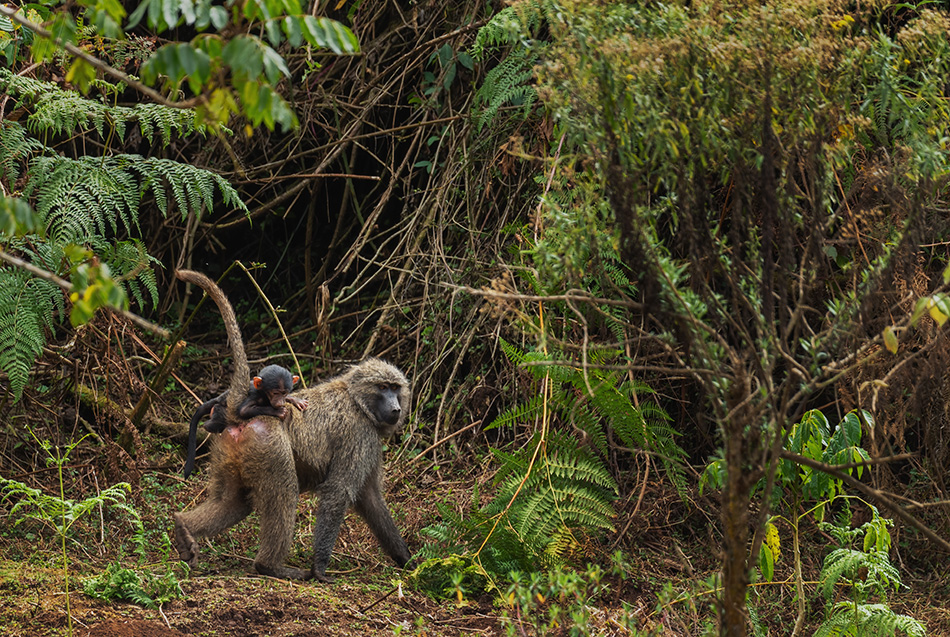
[176, 269, 249, 421]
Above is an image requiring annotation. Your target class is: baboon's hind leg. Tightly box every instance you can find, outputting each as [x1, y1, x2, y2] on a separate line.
[173, 484, 252, 568]
[250, 479, 310, 580]
[243, 433, 310, 580]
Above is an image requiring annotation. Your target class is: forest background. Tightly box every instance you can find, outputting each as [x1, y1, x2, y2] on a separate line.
[2, 0, 950, 635]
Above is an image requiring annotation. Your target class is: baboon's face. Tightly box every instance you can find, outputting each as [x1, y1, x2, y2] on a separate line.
[373, 383, 403, 426]
[266, 387, 289, 407]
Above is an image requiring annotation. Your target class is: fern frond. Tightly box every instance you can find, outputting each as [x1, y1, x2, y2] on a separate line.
[0, 122, 44, 187]
[0, 68, 205, 146]
[23, 154, 248, 243]
[498, 337, 527, 365]
[473, 47, 538, 132]
[0, 268, 61, 399]
[99, 240, 161, 309]
[486, 393, 543, 432]
[472, 0, 545, 59]
[132, 157, 248, 219]
[546, 449, 617, 492]
[819, 548, 874, 599]
[557, 388, 608, 455]
[816, 602, 926, 637]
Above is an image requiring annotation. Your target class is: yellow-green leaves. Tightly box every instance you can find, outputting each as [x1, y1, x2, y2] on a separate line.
[66, 58, 96, 93]
[882, 325, 898, 354]
[912, 292, 950, 327]
[758, 520, 781, 582]
[66, 247, 128, 327]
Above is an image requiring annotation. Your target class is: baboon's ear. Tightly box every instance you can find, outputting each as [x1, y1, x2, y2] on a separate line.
[292, 375, 300, 386]
[253, 376, 264, 389]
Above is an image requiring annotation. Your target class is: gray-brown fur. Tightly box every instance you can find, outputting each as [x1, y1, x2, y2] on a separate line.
[175, 269, 248, 423]
[173, 357, 412, 581]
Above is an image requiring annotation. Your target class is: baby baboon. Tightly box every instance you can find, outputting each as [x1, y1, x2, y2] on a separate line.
[172, 270, 411, 581]
[174, 357, 412, 581]
[183, 364, 309, 478]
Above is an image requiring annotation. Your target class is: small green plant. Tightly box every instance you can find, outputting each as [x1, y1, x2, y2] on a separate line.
[500, 563, 609, 637]
[702, 409, 875, 635]
[408, 554, 495, 602]
[814, 507, 925, 637]
[83, 560, 183, 610]
[0, 434, 140, 635]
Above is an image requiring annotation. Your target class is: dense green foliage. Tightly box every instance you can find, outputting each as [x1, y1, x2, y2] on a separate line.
[4, 0, 950, 634]
[475, 0, 950, 632]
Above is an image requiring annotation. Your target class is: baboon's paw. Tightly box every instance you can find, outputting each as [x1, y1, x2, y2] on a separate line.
[172, 515, 199, 568]
[312, 569, 336, 584]
[255, 563, 312, 580]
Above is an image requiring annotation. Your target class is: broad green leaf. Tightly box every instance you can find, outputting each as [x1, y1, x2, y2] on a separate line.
[209, 5, 227, 29]
[758, 527, 777, 582]
[65, 57, 96, 93]
[261, 44, 290, 83]
[443, 63, 457, 91]
[223, 35, 263, 81]
[88, 0, 126, 39]
[437, 43, 453, 67]
[196, 87, 238, 128]
[930, 299, 949, 327]
[0, 197, 41, 237]
[32, 14, 76, 62]
[240, 82, 298, 131]
[179, 0, 196, 24]
[282, 16, 303, 47]
[300, 16, 359, 54]
[193, 33, 223, 60]
[265, 18, 282, 47]
[142, 43, 211, 92]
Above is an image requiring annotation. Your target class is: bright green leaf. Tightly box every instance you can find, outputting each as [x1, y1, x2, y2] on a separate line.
[0, 197, 40, 237]
[179, 0, 196, 24]
[162, 0, 179, 30]
[930, 300, 949, 327]
[265, 18, 282, 47]
[300, 16, 359, 54]
[282, 16, 302, 47]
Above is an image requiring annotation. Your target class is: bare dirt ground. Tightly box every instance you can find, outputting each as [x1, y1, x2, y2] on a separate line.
[0, 460, 660, 637]
[3, 452, 950, 636]
[0, 467, 507, 637]
[0, 561, 502, 636]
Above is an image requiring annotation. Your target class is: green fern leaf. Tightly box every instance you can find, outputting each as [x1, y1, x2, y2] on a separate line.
[0, 269, 60, 399]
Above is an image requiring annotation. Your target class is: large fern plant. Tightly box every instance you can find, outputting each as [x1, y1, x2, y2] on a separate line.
[419, 342, 685, 577]
[0, 69, 247, 398]
[814, 508, 925, 637]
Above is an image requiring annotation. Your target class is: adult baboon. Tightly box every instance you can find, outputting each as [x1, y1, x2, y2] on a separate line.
[172, 270, 412, 581]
